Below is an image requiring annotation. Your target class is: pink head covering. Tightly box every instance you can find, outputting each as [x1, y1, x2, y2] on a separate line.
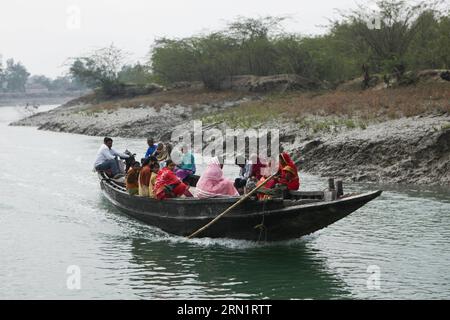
[196, 158, 239, 198]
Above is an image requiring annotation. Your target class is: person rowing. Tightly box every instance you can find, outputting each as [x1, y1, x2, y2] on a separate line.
[258, 152, 300, 199]
[93, 137, 130, 179]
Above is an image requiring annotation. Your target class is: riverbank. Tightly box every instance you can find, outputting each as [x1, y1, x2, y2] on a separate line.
[11, 84, 450, 185]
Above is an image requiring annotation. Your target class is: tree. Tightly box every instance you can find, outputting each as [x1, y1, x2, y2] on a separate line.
[119, 63, 154, 85]
[0, 56, 6, 92]
[336, 0, 446, 74]
[435, 15, 450, 69]
[28, 75, 52, 89]
[273, 34, 317, 78]
[150, 38, 199, 84]
[4, 58, 30, 92]
[69, 44, 128, 96]
[190, 33, 241, 90]
[406, 10, 450, 70]
[150, 17, 288, 88]
[47, 76, 87, 91]
[226, 16, 284, 75]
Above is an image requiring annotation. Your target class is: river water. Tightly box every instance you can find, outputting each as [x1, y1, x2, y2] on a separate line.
[1, 105, 449, 300]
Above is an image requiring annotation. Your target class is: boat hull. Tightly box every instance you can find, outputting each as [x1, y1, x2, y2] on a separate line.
[99, 174, 382, 241]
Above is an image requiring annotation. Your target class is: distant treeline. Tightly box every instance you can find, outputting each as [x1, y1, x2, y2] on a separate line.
[0, 57, 86, 93]
[150, 0, 450, 89]
[68, 0, 450, 95]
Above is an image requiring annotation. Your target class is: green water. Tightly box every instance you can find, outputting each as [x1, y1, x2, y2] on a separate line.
[1, 105, 449, 299]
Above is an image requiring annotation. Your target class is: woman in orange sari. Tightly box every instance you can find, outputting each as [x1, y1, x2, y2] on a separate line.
[154, 160, 193, 200]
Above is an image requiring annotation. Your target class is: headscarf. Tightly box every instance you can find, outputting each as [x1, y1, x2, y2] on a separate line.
[196, 157, 239, 198]
[279, 152, 297, 173]
[156, 145, 170, 162]
[263, 152, 300, 191]
[154, 167, 182, 197]
[279, 152, 300, 190]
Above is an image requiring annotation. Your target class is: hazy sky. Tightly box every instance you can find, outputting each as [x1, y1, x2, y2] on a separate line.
[0, 0, 363, 78]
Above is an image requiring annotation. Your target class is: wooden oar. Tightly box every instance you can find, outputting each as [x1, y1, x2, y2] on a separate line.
[187, 172, 278, 239]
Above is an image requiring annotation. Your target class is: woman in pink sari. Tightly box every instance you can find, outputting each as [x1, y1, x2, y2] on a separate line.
[196, 157, 239, 199]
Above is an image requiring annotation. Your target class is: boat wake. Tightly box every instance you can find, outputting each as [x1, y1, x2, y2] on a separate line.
[134, 223, 319, 250]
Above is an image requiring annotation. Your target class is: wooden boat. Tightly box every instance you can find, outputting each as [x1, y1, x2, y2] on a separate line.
[98, 172, 382, 241]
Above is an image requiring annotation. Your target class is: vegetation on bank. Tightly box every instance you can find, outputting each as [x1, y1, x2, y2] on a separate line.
[201, 83, 450, 131]
[68, 0, 450, 96]
[151, 0, 450, 89]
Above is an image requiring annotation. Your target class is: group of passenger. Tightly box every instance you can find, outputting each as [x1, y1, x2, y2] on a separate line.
[233, 152, 300, 197]
[128, 140, 194, 199]
[94, 136, 300, 201]
[124, 138, 197, 200]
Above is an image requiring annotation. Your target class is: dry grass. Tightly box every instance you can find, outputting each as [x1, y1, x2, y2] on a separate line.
[201, 83, 450, 131]
[250, 83, 450, 120]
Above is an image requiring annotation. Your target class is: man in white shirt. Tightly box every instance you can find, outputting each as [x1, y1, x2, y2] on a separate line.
[94, 137, 130, 178]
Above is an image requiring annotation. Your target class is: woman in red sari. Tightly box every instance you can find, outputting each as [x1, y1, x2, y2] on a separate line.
[277, 152, 300, 190]
[249, 154, 266, 180]
[278, 165, 300, 190]
[264, 152, 300, 191]
[154, 160, 193, 200]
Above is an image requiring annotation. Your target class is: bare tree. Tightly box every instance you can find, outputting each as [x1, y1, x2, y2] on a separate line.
[69, 44, 129, 96]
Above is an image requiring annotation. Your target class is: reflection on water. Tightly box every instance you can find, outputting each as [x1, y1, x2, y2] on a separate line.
[1, 105, 450, 299]
[98, 197, 351, 299]
[127, 238, 351, 299]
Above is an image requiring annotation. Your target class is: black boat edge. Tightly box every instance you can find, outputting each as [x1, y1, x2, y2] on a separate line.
[98, 172, 382, 241]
